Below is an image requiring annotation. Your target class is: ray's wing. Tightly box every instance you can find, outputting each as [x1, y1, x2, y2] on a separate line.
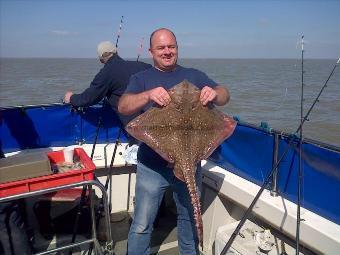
[198, 107, 237, 160]
[126, 104, 182, 163]
[188, 104, 237, 161]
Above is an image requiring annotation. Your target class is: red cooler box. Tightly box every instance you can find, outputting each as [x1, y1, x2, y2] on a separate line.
[0, 148, 96, 198]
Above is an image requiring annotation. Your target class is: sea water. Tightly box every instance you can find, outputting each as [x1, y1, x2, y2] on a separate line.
[0, 58, 339, 146]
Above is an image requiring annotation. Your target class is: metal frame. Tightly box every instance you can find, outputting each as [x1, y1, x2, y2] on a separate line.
[270, 133, 279, 197]
[0, 179, 113, 255]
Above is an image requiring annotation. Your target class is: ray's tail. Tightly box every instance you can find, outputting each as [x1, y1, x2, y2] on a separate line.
[183, 170, 204, 250]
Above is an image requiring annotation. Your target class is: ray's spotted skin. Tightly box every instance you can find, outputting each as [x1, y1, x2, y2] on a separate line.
[126, 80, 236, 248]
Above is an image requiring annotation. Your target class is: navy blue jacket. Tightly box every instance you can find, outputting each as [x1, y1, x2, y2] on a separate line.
[70, 54, 151, 126]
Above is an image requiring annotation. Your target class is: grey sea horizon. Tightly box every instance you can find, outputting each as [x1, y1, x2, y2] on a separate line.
[0, 58, 339, 146]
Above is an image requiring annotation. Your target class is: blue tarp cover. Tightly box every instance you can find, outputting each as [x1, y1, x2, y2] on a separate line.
[210, 123, 340, 225]
[1, 105, 339, 224]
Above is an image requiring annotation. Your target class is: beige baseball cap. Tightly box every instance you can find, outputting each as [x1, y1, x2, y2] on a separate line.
[97, 41, 117, 58]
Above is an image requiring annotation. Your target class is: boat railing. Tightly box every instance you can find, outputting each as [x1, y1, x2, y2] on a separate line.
[0, 179, 113, 255]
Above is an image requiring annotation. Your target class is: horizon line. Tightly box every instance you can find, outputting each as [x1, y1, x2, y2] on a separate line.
[0, 57, 337, 60]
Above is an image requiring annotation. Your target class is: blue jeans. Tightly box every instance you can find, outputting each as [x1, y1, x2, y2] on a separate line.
[127, 162, 201, 255]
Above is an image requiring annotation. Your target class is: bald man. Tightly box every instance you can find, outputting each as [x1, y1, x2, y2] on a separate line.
[118, 28, 231, 254]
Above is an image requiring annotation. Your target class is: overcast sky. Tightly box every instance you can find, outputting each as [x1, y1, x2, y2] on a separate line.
[1, 0, 339, 59]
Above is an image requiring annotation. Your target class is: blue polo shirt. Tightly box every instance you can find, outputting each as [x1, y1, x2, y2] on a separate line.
[125, 65, 218, 169]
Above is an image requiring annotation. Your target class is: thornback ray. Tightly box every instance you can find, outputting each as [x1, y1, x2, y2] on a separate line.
[126, 80, 237, 248]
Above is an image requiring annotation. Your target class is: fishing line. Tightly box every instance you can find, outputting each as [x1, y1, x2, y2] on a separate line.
[220, 56, 340, 255]
[276, 87, 288, 115]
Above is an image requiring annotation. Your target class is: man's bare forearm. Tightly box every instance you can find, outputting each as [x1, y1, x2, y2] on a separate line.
[118, 92, 150, 115]
[119, 85, 229, 115]
[118, 87, 171, 115]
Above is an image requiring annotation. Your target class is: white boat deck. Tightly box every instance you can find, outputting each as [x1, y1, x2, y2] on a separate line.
[2, 144, 339, 254]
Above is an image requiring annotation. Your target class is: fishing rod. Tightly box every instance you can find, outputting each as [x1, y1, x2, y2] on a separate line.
[137, 37, 144, 62]
[296, 35, 304, 255]
[220, 56, 340, 255]
[90, 117, 102, 160]
[115, 15, 124, 49]
[86, 16, 125, 230]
